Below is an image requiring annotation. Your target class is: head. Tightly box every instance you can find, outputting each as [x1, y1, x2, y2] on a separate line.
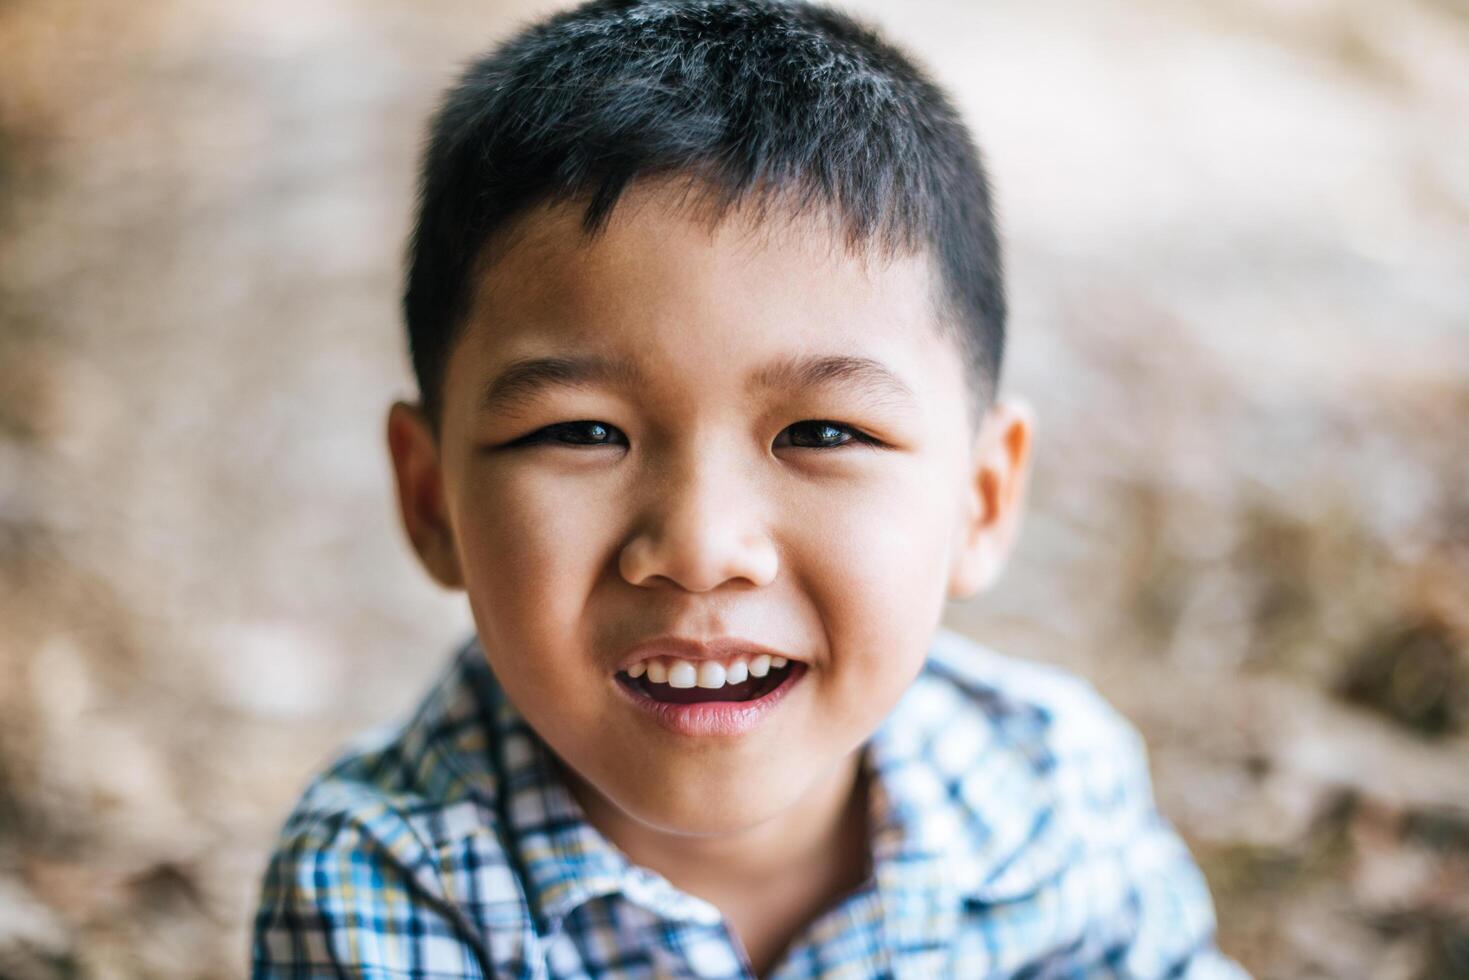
[388, 0, 1031, 838]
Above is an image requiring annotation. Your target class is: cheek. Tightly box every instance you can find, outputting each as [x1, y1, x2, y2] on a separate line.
[452, 465, 620, 649]
[791, 462, 959, 673]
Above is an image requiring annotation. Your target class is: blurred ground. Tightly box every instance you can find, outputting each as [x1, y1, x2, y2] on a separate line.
[1, 0, 1467, 977]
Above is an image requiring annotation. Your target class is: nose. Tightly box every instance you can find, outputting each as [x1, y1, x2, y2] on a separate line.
[618, 451, 779, 592]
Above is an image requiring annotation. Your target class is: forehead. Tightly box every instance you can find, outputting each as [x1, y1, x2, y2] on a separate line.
[450, 181, 961, 408]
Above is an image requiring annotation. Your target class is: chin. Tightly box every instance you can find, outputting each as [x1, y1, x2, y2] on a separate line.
[641, 809, 771, 839]
[609, 771, 799, 838]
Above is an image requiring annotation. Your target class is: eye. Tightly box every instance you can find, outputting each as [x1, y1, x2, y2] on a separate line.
[774, 420, 878, 450]
[510, 420, 628, 448]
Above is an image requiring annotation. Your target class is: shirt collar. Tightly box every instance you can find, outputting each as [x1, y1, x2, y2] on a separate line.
[489, 677, 725, 932]
[415, 629, 1073, 938]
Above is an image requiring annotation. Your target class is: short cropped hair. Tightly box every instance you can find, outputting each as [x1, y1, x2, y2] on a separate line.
[404, 0, 1004, 426]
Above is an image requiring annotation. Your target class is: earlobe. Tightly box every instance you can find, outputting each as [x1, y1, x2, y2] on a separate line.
[386, 401, 464, 590]
[946, 398, 1034, 601]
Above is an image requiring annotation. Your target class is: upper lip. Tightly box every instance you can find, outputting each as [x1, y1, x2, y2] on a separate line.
[617, 636, 798, 672]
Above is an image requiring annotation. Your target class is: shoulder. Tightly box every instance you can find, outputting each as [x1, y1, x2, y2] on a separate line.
[268, 636, 509, 853]
[252, 639, 528, 976]
[921, 625, 1150, 790]
[899, 628, 1165, 882]
[925, 626, 1136, 732]
[912, 630, 1247, 977]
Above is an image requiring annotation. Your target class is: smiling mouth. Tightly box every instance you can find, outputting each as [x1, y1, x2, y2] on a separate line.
[616, 661, 800, 704]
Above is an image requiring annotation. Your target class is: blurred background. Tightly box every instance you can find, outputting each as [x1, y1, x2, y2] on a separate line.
[2, 0, 1467, 976]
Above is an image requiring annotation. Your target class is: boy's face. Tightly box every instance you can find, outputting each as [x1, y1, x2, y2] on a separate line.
[389, 183, 1031, 836]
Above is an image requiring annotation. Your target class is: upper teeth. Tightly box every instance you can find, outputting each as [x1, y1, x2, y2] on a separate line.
[625, 653, 790, 689]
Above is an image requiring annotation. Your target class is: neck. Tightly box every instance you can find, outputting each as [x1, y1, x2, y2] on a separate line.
[559, 749, 871, 901]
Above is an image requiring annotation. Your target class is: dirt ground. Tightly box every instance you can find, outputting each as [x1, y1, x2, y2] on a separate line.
[2, 0, 1467, 977]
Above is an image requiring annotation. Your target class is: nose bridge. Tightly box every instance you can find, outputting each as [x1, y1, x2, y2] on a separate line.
[619, 437, 776, 591]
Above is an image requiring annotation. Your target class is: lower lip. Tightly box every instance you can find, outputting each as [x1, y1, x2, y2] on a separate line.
[612, 664, 806, 737]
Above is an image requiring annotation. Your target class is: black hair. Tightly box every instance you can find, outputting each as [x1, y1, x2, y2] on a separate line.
[404, 0, 1004, 426]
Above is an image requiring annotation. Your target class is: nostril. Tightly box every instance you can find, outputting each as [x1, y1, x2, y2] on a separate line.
[617, 526, 779, 593]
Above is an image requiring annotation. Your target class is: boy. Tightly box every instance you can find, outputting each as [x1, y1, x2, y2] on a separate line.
[252, 0, 1249, 976]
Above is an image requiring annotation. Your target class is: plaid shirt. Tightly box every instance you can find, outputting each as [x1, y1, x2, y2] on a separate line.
[252, 627, 1249, 979]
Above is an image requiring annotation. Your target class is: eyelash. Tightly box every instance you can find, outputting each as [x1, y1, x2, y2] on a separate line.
[508, 419, 880, 450]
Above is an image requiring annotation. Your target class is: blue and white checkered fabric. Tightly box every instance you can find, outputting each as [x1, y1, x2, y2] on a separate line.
[251, 627, 1251, 978]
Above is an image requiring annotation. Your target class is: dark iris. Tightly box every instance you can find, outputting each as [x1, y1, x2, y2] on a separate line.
[536, 421, 624, 446]
[783, 420, 854, 448]
[564, 422, 610, 443]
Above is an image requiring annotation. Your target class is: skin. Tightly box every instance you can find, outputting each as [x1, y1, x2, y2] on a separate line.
[387, 181, 1032, 975]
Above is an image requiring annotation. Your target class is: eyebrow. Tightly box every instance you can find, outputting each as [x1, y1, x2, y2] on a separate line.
[479, 354, 644, 414]
[479, 351, 917, 414]
[748, 353, 917, 408]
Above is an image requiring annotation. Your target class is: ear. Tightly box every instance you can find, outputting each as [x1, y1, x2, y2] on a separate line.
[947, 397, 1034, 600]
[386, 401, 464, 590]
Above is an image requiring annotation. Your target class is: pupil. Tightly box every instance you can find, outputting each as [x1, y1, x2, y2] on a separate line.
[565, 421, 606, 444]
[800, 422, 841, 446]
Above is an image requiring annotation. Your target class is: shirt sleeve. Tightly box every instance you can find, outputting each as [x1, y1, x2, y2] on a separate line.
[251, 803, 490, 980]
